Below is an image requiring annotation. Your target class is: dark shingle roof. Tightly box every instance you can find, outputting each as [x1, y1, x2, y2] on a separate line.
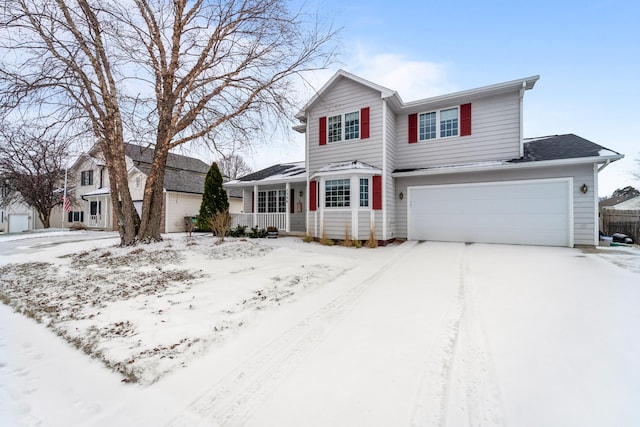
[393, 134, 621, 174]
[237, 162, 305, 182]
[513, 134, 620, 163]
[125, 143, 209, 194]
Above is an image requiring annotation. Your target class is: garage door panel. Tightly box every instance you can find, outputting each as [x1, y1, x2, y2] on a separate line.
[408, 179, 572, 247]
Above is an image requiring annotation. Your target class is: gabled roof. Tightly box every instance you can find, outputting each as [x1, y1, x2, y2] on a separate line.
[123, 144, 210, 194]
[225, 162, 306, 187]
[295, 69, 401, 121]
[295, 70, 540, 122]
[392, 134, 623, 177]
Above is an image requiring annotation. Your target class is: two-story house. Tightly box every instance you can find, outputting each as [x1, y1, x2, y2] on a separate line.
[58, 143, 209, 233]
[224, 70, 624, 247]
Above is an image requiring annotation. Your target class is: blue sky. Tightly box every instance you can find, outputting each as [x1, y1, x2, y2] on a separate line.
[241, 0, 639, 197]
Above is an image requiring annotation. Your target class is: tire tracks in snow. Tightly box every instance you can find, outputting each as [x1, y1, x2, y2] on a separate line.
[411, 243, 504, 427]
[165, 241, 417, 427]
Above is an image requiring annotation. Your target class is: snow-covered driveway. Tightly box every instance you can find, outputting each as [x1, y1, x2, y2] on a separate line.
[1, 237, 639, 426]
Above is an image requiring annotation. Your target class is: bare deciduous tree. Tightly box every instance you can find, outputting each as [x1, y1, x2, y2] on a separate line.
[218, 154, 253, 180]
[1, 0, 337, 245]
[0, 125, 71, 228]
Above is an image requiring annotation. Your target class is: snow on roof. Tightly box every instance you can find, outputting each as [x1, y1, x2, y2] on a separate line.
[606, 196, 640, 210]
[82, 187, 110, 196]
[314, 160, 381, 174]
[226, 161, 306, 186]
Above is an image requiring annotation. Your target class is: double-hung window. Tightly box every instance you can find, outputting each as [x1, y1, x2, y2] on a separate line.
[81, 170, 93, 186]
[328, 115, 342, 143]
[419, 107, 459, 140]
[325, 179, 350, 208]
[344, 112, 360, 140]
[359, 178, 369, 207]
[328, 111, 360, 143]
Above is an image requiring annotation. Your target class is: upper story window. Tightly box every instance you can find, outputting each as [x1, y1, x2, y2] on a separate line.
[325, 179, 350, 208]
[135, 175, 142, 189]
[328, 115, 342, 143]
[319, 107, 369, 146]
[344, 112, 360, 140]
[81, 170, 93, 186]
[419, 107, 458, 141]
[327, 111, 359, 143]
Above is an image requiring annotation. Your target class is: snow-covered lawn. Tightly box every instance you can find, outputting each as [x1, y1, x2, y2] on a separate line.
[1, 232, 639, 426]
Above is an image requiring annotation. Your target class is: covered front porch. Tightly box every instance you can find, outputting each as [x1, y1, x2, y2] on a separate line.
[223, 162, 307, 234]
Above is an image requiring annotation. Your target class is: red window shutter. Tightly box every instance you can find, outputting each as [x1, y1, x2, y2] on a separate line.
[372, 175, 382, 210]
[361, 107, 370, 139]
[460, 103, 472, 136]
[251, 191, 254, 213]
[309, 181, 317, 211]
[290, 188, 295, 214]
[319, 117, 327, 145]
[408, 113, 418, 143]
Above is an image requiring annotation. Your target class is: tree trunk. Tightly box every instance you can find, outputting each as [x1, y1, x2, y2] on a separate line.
[101, 139, 140, 245]
[137, 147, 168, 242]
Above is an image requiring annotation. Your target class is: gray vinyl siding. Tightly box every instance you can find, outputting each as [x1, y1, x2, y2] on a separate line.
[321, 210, 352, 239]
[394, 163, 596, 246]
[394, 92, 522, 169]
[308, 78, 384, 174]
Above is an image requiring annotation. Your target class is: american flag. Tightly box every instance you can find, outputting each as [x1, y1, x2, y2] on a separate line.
[62, 195, 71, 213]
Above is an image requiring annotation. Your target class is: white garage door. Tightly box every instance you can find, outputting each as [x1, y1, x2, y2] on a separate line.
[408, 179, 573, 247]
[8, 214, 29, 233]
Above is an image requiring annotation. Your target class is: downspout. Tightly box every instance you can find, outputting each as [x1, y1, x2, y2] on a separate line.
[519, 81, 526, 158]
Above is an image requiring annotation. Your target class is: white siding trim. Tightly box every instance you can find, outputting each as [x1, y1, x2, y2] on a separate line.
[382, 99, 388, 240]
[519, 84, 525, 158]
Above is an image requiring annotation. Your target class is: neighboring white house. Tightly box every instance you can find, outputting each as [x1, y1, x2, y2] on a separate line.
[225, 70, 624, 247]
[53, 143, 210, 233]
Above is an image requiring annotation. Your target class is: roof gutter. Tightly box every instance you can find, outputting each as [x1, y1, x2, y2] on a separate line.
[391, 154, 624, 178]
[224, 177, 307, 188]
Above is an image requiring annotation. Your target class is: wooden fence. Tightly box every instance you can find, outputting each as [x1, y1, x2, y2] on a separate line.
[601, 209, 640, 242]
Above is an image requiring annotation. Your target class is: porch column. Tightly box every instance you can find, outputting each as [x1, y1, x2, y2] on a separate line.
[285, 181, 291, 232]
[253, 184, 258, 228]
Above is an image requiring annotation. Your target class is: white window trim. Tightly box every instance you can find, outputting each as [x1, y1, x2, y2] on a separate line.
[257, 189, 287, 213]
[418, 106, 460, 141]
[322, 175, 373, 210]
[327, 110, 361, 144]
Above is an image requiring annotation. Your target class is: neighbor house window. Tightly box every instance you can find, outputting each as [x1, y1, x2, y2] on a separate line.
[67, 211, 84, 222]
[257, 190, 286, 213]
[359, 178, 369, 207]
[81, 170, 93, 186]
[325, 179, 350, 208]
[419, 107, 459, 140]
[135, 176, 142, 189]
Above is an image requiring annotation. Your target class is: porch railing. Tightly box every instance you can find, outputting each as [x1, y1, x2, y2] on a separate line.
[231, 213, 287, 231]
